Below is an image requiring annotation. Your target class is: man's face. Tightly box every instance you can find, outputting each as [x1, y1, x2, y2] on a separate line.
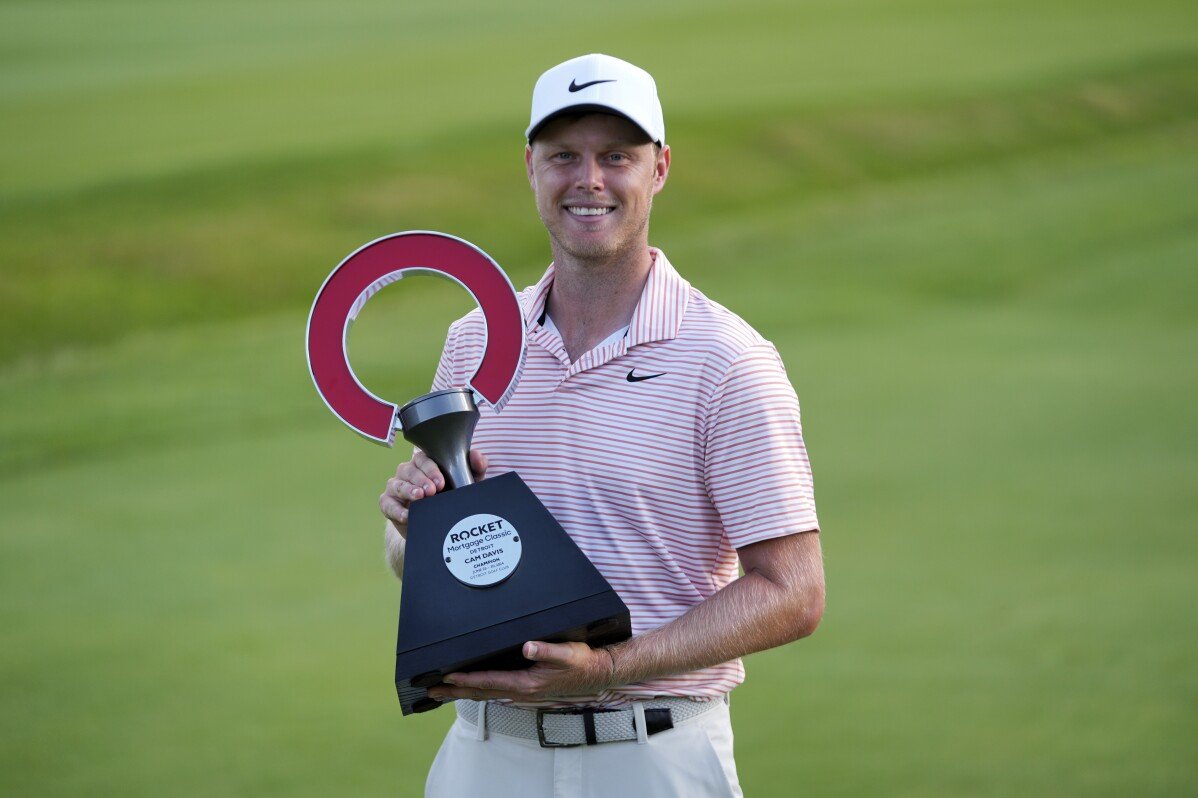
[525, 113, 670, 263]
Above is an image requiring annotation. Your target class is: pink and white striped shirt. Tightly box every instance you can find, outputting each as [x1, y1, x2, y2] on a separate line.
[432, 248, 819, 704]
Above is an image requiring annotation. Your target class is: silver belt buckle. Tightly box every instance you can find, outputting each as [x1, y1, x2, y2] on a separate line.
[535, 708, 583, 748]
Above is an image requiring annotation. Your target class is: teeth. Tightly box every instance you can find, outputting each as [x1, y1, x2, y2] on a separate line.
[567, 207, 612, 216]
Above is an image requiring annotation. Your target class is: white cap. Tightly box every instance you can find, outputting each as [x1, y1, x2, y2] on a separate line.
[526, 54, 665, 146]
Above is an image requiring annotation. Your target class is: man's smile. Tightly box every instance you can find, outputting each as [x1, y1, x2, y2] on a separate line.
[566, 206, 613, 216]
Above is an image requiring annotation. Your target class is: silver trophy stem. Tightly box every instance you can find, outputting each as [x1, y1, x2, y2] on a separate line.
[398, 388, 480, 490]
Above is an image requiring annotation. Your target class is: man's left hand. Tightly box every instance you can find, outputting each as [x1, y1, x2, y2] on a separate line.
[427, 641, 615, 702]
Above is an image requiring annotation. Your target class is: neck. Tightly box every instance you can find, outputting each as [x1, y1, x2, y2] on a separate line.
[545, 244, 654, 362]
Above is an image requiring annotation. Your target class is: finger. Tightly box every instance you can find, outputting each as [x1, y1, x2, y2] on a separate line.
[379, 494, 409, 526]
[427, 685, 522, 702]
[383, 477, 409, 504]
[411, 451, 446, 490]
[383, 475, 423, 505]
[392, 466, 435, 500]
[469, 449, 489, 480]
[433, 668, 537, 701]
[441, 670, 532, 692]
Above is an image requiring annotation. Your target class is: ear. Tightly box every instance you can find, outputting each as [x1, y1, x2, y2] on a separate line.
[651, 144, 671, 196]
[525, 145, 535, 188]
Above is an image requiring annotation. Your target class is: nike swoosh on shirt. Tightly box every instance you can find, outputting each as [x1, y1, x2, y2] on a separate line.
[626, 369, 666, 383]
[569, 78, 616, 92]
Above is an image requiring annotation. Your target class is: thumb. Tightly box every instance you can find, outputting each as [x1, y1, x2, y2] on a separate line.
[469, 449, 489, 479]
[523, 640, 574, 665]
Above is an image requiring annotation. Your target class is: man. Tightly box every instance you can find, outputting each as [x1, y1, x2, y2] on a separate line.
[379, 53, 823, 797]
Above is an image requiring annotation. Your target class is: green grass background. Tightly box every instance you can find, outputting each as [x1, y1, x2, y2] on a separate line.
[3, 1, 1196, 794]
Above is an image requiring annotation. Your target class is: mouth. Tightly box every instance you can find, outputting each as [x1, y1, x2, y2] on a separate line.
[564, 205, 615, 218]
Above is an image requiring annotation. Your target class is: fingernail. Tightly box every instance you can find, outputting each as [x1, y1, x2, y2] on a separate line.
[442, 675, 457, 685]
[525, 643, 538, 658]
[425, 482, 435, 493]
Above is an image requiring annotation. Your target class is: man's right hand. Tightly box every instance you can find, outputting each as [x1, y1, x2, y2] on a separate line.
[379, 449, 489, 539]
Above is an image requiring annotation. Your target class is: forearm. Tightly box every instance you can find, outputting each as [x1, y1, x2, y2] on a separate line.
[428, 533, 823, 703]
[384, 521, 406, 579]
[607, 535, 824, 686]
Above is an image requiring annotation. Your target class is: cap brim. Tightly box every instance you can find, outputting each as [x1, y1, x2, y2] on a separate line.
[526, 104, 657, 144]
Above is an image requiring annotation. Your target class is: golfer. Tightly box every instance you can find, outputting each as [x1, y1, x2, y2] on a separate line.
[380, 53, 824, 797]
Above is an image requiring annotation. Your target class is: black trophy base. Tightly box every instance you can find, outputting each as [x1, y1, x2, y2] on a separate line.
[394, 471, 631, 715]
[396, 592, 629, 714]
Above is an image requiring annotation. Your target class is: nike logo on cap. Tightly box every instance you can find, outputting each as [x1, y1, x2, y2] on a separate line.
[569, 78, 615, 92]
[626, 369, 666, 383]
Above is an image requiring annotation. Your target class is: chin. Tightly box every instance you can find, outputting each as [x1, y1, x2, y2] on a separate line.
[551, 224, 645, 263]
[558, 236, 623, 261]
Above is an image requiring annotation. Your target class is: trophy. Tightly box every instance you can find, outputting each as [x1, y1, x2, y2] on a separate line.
[306, 231, 631, 715]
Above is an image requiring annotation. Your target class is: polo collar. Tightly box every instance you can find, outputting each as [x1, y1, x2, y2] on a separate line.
[522, 247, 690, 348]
[626, 248, 690, 347]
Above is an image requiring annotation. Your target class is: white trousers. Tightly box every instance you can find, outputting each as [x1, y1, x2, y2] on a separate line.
[425, 700, 744, 798]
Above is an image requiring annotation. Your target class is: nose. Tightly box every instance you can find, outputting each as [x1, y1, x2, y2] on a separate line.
[575, 156, 603, 192]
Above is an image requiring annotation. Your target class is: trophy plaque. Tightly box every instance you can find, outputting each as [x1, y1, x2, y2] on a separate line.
[306, 231, 631, 715]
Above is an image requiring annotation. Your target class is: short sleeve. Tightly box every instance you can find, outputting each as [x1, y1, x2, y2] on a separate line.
[702, 343, 819, 549]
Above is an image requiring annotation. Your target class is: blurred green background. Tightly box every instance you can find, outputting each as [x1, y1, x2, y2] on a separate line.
[2, 0, 1196, 795]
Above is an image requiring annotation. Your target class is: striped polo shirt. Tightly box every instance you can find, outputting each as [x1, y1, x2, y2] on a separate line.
[431, 248, 819, 704]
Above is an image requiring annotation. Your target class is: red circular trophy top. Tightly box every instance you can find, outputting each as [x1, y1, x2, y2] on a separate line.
[305, 231, 525, 445]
